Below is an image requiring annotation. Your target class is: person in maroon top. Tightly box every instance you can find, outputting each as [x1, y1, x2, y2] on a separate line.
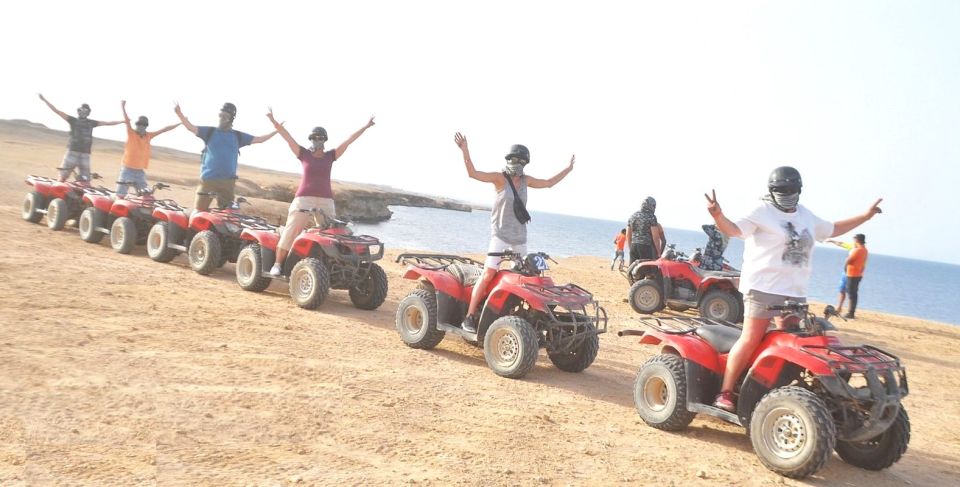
[266, 108, 376, 276]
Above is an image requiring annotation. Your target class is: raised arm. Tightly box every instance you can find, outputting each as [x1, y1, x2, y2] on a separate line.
[705, 190, 743, 238]
[151, 123, 181, 137]
[173, 102, 199, 135]
[831, 198, 882, 237]
[121, 100, 132, 130]
[527, 155, 575, 189]
[335, 116, 375, 159]
[250, 127, 280, 145]
[98, 120, 125, 126]
[454, 133, 501, 184]
[38, 93, 69, 121]
[266, 108, 300, 157]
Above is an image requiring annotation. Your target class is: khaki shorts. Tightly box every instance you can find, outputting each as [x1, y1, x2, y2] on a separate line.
[194, 179, 237, 210]
[278, 196, 336, 251]
[743, 289, 806, 321]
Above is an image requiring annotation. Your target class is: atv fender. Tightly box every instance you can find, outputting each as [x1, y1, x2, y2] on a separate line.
[240, 228, 279, 250]
[152, 208, 189, 230]
[110, 200, 139, 218]
[189, 214, 217, 232]
[401, 268, 467, 300]
[748, 346, 835, 389]
[83, 193, 113, 212]
[641, 330, 725, 374]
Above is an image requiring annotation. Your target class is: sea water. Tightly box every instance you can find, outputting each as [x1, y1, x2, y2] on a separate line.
[351, 206, 960, 326]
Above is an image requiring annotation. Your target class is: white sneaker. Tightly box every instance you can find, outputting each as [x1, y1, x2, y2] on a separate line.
[269, 264, 282, 276]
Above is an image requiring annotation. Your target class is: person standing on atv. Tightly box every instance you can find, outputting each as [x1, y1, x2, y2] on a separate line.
[454, 132, 575, 333]
[699, 224, 730, 271]
[265, 108, 376, 276]
[38, 93, 124, 182]
[116, 100, 180, 198]
[626, 196, 666, 263]
[611, 228, 627, 270]
[704, 166, 882, 412]
[174, 102, 279, 210]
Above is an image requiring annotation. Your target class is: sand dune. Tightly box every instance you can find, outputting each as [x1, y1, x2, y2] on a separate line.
[2, 122, 959, 485]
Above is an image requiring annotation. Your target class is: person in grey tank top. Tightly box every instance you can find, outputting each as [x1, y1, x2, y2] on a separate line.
[453, 132, 576, 333]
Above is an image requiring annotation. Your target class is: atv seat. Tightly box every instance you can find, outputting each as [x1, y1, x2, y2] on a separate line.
[695, 324, 743, 354]
[694, 267, 740, 279]
[446, 262, 483, 287]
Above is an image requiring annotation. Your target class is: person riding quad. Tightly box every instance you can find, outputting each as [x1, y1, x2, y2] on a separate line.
[704, 166, 882, 412]
[626, 196, 666, 263]
[38, 93, 124, 182]
[116, 100, 180, 197]
[454, 132, 575, 333]
[698, 223, 730, 271]
[265, 108, 376, 276]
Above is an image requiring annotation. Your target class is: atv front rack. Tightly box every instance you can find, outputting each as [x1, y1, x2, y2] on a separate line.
[800, 344, 903, 373]
[208, 210, 277, 231]
[396, 253, 484, 270]
[621, 316, 742, 337]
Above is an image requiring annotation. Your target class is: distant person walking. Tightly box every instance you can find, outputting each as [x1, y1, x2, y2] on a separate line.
[611, 228, 627, 270]
[826, 238, 855, 315]
[174, 102, 278, 210]
[116, 100, 180, 197]
[38, 93, 123, 182]
[454, 132, 574, 333]
[626, 196, 666, 263]
[265, 108, 376, 276]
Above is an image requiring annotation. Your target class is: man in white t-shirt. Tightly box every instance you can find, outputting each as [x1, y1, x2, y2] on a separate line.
[704, 166, 882, 412]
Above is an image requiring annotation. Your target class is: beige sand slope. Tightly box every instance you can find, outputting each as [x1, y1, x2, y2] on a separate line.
[1, 122, 959, 485]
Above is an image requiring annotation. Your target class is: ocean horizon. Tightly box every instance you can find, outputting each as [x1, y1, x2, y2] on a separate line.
[351, 206, 960, 327]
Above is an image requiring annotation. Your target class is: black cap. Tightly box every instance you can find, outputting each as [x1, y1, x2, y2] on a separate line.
[854, 234, 866, 243]
[221, 102, 237, 116]
[768, 166, 803, 193]
[504, 144, 530, 164]
[135, 116, 149, 127]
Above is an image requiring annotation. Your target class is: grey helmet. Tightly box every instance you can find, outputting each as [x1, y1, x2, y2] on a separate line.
[504, 144, 530, 165]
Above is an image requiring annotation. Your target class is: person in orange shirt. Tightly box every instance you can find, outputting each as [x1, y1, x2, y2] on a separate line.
[611, 228, 627, 270]
[116, 100, 180, 197]
[826, 238, 854, 313]
[843, 233, 869, 319]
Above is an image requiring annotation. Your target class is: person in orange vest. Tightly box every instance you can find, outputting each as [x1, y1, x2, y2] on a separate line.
[611, 228, 627, 270]
[842, 234, 869, 319]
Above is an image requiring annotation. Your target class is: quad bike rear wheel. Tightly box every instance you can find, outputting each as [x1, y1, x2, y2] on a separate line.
[189, 230, 222, 275]
[395, 289, 445, 349]
[483, 315, 539, 379]
[633, 354, 696, 431]
[147, 221, 179, 263]
[750, 386, 836, 479]
[835, 406, 910, 471]
[349, 263, 388, 310]
[699, 289, 740, 322]
[289, 257, 330, 309]
[236, 244, 272, 292]
[22, 191, 45, 223]
[547, 323, 599, 373]
[46, 198, 68, 231]
[110, 217, 137, 254]
[629, 278, 664, 314]
[78, 207, 106, 243]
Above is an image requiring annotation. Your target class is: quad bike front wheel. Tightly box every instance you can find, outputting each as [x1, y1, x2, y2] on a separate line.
[236, 244, 272, 292]
[289, 257, 330, 309]
[835, 406, 910, 471]
[547, 322, 599, 373]
[395, 289, 445, 349]
[633, 354, 696, 431]
[22, 191, 45, 223]
[699, 289, 740, 322]
[110, 217, 137, 254]
[750, 386, 836, 479]
[46, 198, 68, 231]
[483, 315, 539, 379]
[349, 263, 389, 310]
[147, 221, 179, 263]
[189, 230, 222, 275]
[629, 278, 664, 314]
[78, 207, 106, 243]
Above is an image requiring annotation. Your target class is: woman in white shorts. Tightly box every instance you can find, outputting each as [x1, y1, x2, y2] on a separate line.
[266, 109, 376, 276]
[704, 166, 883, 412]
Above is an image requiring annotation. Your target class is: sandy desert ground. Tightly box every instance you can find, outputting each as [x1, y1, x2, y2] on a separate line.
[1, 122, 959, 485]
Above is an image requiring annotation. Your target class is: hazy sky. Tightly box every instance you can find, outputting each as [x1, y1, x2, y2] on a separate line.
[3, 1, 958, 265]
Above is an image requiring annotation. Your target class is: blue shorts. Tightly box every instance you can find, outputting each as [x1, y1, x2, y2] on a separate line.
[117, 167, 148, 197]
[838, 274, 848, 293]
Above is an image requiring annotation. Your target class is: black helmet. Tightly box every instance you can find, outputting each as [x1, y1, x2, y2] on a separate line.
[220, 102, 237, 117]
[309, 126, 328, 142]
[135, 116, 149, 127]
[768, 166, 802, 193]
[504, 144, 530, 164]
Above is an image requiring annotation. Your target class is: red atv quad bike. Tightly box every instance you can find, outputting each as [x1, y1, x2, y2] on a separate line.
[395, 251, 607, 379]
[235, 208, 387, 310]
[77, 182, 178, 254]
[619, 303, 909, 479]
[624, 243, 743, 322]
[22, 172, 113, 231]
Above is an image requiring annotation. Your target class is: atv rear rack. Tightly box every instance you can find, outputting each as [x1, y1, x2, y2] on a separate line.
[620, 316, 742, 337]
[800, 344, 903, 373]
[396, 253, 484, 270]
[522, 282, 593, 300]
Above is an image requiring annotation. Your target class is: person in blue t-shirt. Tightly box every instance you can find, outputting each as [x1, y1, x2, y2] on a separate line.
[174, 102, 278, 210]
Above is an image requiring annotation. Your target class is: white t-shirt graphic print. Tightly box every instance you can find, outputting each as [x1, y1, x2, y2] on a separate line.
[735, 201, 834, 297]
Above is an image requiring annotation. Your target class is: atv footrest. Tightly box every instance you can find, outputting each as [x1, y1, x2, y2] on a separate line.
[688, 403, 742, 426]
[437, 322, 478, 342]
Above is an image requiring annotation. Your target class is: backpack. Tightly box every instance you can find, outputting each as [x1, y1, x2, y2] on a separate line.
[200, 127, 244, 161]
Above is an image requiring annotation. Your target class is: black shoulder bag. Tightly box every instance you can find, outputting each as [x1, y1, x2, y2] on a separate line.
[503, 172, 531, 224]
